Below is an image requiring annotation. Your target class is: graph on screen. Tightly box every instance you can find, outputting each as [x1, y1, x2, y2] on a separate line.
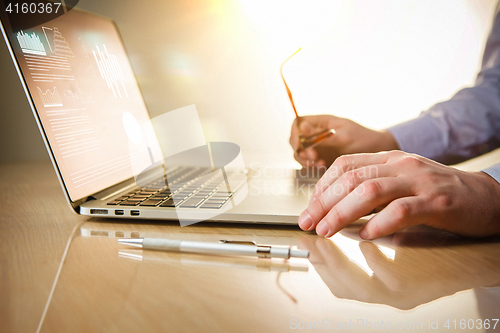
[18, 27, 75, 83]
[37, 86, 63, 107]
[16, 31, 47, 56]
[92, 45, 128, 99]
[42, 26, 75, 58]
[64, 84, 93, 103]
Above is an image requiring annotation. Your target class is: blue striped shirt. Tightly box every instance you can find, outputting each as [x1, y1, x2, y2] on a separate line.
[388, 4, 500, 182]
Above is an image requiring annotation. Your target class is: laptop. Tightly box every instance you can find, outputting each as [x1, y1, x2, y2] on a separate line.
[0, 6, 313, 225]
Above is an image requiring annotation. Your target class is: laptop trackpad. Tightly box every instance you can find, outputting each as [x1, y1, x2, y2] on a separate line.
[226, 175, 314, 218]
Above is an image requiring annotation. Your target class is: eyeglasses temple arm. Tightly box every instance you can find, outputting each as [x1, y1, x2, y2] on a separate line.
[280, 48, 302, 118]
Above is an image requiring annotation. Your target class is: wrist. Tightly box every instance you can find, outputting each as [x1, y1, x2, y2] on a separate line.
[474, 171, 500, 235]
[374, 130, 400, 152]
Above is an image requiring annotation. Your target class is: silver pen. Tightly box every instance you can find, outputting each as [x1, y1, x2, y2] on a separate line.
[118, 238, 309, 259]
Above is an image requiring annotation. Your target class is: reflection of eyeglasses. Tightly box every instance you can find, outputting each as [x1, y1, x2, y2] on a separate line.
[280, 49, 335, 153]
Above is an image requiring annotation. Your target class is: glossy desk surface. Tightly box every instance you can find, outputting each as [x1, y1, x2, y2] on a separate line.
[1, 161, 500, 333]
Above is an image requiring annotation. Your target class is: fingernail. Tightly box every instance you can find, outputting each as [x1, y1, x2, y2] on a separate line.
[316, 221, 330, 237]
[359, 227, 370, 240]
[298, 211, 313, 230]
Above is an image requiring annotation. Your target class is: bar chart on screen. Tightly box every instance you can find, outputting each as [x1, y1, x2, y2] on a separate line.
[42, 26, 75, 58]
[17, 27, 76, 83]
[16, 30, 46, 56]
[92, 45, 128, 99]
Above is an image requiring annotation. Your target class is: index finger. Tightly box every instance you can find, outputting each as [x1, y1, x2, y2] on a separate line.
[312, 151, 399, 200]
[315, 176, 412, 237]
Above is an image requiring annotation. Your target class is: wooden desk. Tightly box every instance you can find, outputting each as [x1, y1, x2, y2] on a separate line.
[1, 161, 500, 333]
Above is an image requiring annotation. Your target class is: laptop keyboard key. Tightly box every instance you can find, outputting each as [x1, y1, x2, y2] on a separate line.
[180, 197, 205, 208]
[132, 195, 151, 199]
[192, 194, 209, 199]
[152, 193, 169, 198]
[120, 201, 140, 206]
[139, 191, 157, 195]
[160, 199, 177, 207]
[173, 194, 190, 201]
[200, 203, 223, 209]
[205, 199, 226, 205]
[210, 194, 230, 199]
[139, 199, 163, 206]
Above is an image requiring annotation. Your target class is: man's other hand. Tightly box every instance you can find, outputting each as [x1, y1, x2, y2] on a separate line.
[289, 115, 399, 168]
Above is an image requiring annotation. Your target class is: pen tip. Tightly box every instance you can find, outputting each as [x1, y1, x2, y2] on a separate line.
[118, 238, 144, 248]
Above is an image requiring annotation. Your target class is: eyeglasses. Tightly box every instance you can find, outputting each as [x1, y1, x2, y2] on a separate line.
[280, 48, 335, 153]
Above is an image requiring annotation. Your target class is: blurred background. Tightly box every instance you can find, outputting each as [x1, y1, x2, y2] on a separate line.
[0, 0, 497, 167]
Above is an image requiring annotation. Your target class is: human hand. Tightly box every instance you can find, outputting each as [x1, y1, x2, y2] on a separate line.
[298, 151, 500, 239]
[289, 115, 399, 168]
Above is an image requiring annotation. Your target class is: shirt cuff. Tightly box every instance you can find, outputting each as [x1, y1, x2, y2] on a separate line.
[387, 112, 447, 161]
[482, 163, 500, 184]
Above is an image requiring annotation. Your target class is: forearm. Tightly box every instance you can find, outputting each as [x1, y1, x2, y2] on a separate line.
[388, 84, 500, 165]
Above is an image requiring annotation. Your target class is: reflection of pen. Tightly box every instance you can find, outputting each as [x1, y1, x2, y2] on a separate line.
[118, 238, 309, 259]
[118, 249, 309, 272]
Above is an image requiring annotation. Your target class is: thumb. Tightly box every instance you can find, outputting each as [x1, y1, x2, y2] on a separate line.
[300, 120, 314, 136]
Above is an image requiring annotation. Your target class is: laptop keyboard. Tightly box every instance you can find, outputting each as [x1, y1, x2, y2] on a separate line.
[106, 167, 235, 209]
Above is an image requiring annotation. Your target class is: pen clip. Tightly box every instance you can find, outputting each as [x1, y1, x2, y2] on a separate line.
[219, 240, 257, 246]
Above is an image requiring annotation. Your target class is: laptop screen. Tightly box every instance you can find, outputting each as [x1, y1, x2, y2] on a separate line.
[0, 8, 162, 201]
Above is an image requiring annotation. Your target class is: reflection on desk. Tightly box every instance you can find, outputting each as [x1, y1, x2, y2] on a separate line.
[33, 221, 500, 332]
[118, 249, 309, 273]
[300, 225, 500, 312]
[2, 161, 500, 333]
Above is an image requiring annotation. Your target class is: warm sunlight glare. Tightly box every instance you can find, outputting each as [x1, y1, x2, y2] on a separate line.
[238, 0, 493, 129]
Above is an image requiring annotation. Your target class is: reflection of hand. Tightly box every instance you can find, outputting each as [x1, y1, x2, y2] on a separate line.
[299, 232, 500, 310]
[289, 115, 398, 168]
[299, 151, 500, 239]
[299, 235, 394, 306]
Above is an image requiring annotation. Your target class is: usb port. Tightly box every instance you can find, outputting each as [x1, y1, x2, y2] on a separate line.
[131, 210, 140, 216]
[90, 209, 108, 215]
[115, 210, 124, 216]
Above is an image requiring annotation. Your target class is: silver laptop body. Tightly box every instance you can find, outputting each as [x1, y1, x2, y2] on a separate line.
[0, 7, 311, 225]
